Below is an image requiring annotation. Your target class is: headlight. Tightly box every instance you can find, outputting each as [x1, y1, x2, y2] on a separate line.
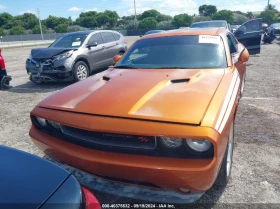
[36, 117, 47, 126]
[185, 139, 212, 152]
[53, 50, 74, 61]
[160, 137, 183, 149]
[48, 121, 61, 130]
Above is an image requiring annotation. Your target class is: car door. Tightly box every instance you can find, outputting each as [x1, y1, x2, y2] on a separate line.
[227, 33, 246, 81]
[101, 32, 119, 66]
[86, 32, 106, 70]
[233, 18, 262, 55]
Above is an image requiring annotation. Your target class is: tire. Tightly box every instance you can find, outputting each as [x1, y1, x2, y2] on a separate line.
[29, 75, 43, 85]
[118, 51, 125, 56]
[73, 61, 89, 82]
[215, 121, 234, 186]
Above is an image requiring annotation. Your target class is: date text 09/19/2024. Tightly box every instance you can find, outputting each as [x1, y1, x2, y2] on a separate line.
[102, 204, 176, 208]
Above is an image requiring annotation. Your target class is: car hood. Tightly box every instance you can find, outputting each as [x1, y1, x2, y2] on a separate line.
[0, 145, 70, 209]
[39, 68, 225, 125]
[30, 48, 74, 59]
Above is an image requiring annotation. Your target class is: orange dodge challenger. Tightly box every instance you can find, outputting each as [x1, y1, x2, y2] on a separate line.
[30, 25, 262, 203]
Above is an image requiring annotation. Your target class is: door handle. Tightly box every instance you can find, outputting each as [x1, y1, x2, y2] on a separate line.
[116, 43, 119, 45]
[102, 46, 106, 49]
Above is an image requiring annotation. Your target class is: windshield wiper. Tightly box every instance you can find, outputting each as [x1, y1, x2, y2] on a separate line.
[114, 65, 137, 69]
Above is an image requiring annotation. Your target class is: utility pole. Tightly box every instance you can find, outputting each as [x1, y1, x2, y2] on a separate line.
[37, 8, 44, 40]
[134, 0, 137, 28]
[267, 0, 270, 8]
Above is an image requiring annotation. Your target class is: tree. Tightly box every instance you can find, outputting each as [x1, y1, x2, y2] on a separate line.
[21, 13, 38, 30]
[265, 4, 278, 12]
[9, 26, 25, 35]
[246, 12, 254, 18]
[158, 14, 173, 22]
[139, 17, 158, 29]
[96, 13, 110, 28]
[32, 25, 47, 34]
[234, 13, 248, 24]
[103, 10, 119, 28]
[67, 25, 87, 32]
[212, 10, 234, 24]
[193, 16, 211, 23]
[199, 5, 217, 16]
[45, 15, 70, 29]
[172, 13, 193, 27]
[75, 11, 98, 28]
[54, 24, 68, 33]
[260, 10, 278, 24]
[0, 27, 5, 36]
[140, 9, 160, 21]
[158, 20, 172, 28]
[0, 12, 13, 28]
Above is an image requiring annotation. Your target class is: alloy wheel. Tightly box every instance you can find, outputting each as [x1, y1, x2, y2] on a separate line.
[76, 65, 88, 80]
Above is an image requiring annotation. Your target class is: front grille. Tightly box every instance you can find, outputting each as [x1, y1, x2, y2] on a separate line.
[61, 125, 156, 149]
[31, 115, 214, 159]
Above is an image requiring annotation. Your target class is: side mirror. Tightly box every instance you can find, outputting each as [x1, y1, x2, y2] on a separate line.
[87, 42, 98, 48]
[238, 48, 249, 63]
[113, 55, 122, 63]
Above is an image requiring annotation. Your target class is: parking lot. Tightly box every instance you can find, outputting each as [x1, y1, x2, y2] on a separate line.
[0, 36, 280, 207]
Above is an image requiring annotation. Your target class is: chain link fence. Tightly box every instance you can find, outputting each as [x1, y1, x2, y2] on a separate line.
[0, 28, 177, 48]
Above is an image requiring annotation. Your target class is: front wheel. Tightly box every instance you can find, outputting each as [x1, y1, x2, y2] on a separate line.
[215, 121, 234, 186]
[73, 61, 89, 82]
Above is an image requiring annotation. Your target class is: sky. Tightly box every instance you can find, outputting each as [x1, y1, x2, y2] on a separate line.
[0, 0, 279, 20]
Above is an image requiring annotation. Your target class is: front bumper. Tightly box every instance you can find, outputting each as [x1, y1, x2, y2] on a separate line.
[30, 124, 221, 195]
[25, 57, 75, 82]
[49, 158, 205, 204]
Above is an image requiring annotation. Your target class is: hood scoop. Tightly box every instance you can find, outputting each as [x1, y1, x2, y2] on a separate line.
[170, 78, 190, 83]
[101, 76, 111, 81]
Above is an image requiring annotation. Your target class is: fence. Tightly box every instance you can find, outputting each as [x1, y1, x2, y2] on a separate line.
[0, 33, 65, 42]
[0, 28, 177, 44]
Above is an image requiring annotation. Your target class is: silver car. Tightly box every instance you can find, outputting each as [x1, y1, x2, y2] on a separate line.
[26, 30, 127, 83]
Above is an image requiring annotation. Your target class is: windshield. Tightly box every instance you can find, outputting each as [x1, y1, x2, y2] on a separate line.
[190, 22, 227, 28]
[116, 35, 227, 69]
[272, 23, 280, 29]
[49, 34, 88, 48]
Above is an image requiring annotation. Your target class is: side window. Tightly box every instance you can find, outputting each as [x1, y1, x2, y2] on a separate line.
[88, 33, 103, 45]
[239, 19, 262, 33]
[227, 34, 237, 54]
[102, 32, 115, 43]
[112, 33, 121, 41]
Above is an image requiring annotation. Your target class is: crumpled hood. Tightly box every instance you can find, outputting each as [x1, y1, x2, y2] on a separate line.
[39, 68, 225, 125]
[30, 48, 74, 59]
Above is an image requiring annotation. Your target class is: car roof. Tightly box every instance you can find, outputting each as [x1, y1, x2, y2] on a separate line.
[140, 28, 228, 40]
[192, 20, 228, 24]
[65, 30, 120, 36]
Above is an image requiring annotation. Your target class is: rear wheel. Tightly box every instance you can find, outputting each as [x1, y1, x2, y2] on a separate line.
[73, 61, 89, 82]
[215, 121, 234, 186]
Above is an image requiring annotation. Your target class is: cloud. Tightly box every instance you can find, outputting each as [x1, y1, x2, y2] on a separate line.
[119, 0, 197, 16]
[68, 7, 83, 12]
[84, 8, 98, 12]
[0, 4, 6, 9]
[19, 9, 36, 15]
